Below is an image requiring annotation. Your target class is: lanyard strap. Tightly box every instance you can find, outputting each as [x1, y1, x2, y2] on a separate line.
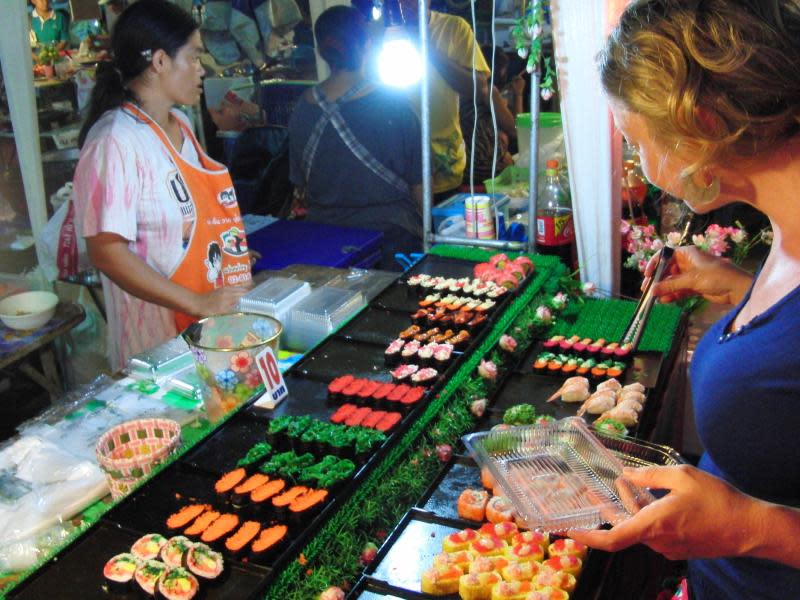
[311, 85, 409, 194]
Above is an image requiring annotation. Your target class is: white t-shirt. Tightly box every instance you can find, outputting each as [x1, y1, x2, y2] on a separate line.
[72, 106, 201, 371]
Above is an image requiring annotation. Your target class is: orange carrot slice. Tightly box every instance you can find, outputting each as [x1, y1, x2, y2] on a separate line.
[215, 468, 247, 494]
[201, 514, 240, 543]
[166, 504, 209, 530]
[185, 510, 221, 536]
[289, 489, 329, 514]
[225, 521, 261, 553]
[251, 479, 286, 503]
[233, 473, 270, 495]
[251, 525, 288, 554]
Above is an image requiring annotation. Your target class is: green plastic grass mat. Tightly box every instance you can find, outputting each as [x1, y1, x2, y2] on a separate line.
[429, 244, 563, 270]
[547, 298, 683, 354]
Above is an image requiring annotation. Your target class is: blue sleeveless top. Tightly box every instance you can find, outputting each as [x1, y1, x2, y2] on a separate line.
[689, 276, 800, 599]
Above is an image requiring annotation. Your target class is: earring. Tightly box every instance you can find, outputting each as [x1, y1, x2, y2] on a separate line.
[680, 170, 720, 205]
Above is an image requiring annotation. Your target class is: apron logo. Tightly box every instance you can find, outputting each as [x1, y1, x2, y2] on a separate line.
[205, 242, 224, 289]
[221, 227, 249, 257]
[217, 187, 237, 207]
[167, 170, 194, 216]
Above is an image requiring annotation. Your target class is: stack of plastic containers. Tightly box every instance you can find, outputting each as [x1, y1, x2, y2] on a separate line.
[284, 286, 365, 351]
[238, 276, 312, 325]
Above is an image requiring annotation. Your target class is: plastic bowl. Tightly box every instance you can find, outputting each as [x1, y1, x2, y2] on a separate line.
[0, 291, 59, 331]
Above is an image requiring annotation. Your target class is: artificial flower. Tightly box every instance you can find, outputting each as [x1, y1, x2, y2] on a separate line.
[478, 359, 498, 380]
[582, 282, 597, 297]
[535, 305, 553, 324]
[498, 334, 518, 353]
[470, 398, 488, 418]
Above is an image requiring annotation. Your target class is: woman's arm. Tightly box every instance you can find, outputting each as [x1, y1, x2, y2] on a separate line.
[568, 465, 800, 568]
[490, 86, 517, 139]
[87, 233, 248, 316]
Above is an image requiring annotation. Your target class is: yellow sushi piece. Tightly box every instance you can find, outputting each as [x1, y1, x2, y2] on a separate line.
[459, 571, 502, 600]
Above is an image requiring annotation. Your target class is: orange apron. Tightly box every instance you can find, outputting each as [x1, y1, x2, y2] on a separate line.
[123, 103, 252, 331]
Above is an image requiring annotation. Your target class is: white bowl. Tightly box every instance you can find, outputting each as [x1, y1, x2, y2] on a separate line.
[0, 291, 59, 331]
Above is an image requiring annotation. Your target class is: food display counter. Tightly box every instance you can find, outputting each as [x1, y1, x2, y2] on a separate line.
[0, 247, 686, 600]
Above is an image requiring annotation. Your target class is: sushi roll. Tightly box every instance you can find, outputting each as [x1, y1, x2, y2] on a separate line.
[410, 308, 430, 325]
[344, 406, 372, 427]
[433, 343, 454, 369]
[400, 340, 421, 362]
[236, 442, 273, 470]
[504, 542, 543, 563]
[421, 564, 463, 596]
[156, 567, 199, 600]
[131, 534, 168, 561]
[134, 560, 168, 596]
[327, 374, 354, 402]
[386, 383, 411, 406]
[576, 358, 596, 376]
[250, 479, 286, 513]
[160, 536, 194, 569]
[572, 337, 592, 354]
[200, 513, 240, 545]
[484, 496, 515, 524]
[470, 535, 506, 557]
[410, 367, 438, 386]
[371, 382, 395, 405]
[406, 273, 430, 291]
[230, 473, 270, 506]
[614, 342, 633, 359]
[453, 310, 473, 327]
[490, 580, 533, 600]
[542, 335, 563, 349]
[414, 327, 438, 342]
[375, 412, 402, 433]
[548, 538, 588, 560]
[399, 324, 422, 339]
[500, 561, 542, 583]
[225, 521, 262, 556]
[468, 555, 510, 575]
[526, 587, 569, 600]
[607, 361, 626, 379]
[184, 542, 224, 583]
[103, 552, 140, 591]
[558, 335, 581, 351]
[478, 521, 518, 543]
[214, 468, 247, 501]
[543, 555, 583, 577]
[430, 328, 455, 344]
[166, 505, 210, 531]
[400, 386, 425, 410]
[340, 378, 366, 403]
[184, 511, 221, 537]
[391, 363, 418, 383]
[272, 486, 310, 520]
[356, 380, 381, 403]
[459, 571, 502, 600]
[384, 339, 405, 366]
[442, 528, 478, 553]
[586, 337, 607, 356]
[532, 352, 555, 373]
[467, 313, 487, 331]
[361, 409, 387, 429]
[419, 294, 440, 308]
[250, 524, 288, 561]
[288, 488, 329, 523]
[485, 286, 508, 300]
[447, 330, 471, 349]
[533, 569, 577, 594]
[330, 403, 358, 424]
[511, 530, 549, 551]
[416, 343, 435, 367]
[457, 489, 489, 522]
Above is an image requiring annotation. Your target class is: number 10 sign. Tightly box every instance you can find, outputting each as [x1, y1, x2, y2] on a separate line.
[253, 346, 289, 409]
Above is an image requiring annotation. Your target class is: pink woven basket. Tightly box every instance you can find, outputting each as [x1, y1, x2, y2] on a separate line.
[95, 418, 181, 500]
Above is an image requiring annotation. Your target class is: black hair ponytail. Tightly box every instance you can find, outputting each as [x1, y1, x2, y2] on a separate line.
[78, 0, 197, 148]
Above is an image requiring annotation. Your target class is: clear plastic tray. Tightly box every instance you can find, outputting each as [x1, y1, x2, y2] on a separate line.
[238, 276, 311, 323]
[463, 417, 656, 532]
[326, 268, 397, 303]
[284, 285, 365, 351]
[125, 336, 193, 384]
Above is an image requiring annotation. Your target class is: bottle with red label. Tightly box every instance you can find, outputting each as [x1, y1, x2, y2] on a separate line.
[536, 159, 575, 267]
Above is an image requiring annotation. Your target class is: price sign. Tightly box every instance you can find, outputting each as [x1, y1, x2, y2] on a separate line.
[253, 347, 289, 409]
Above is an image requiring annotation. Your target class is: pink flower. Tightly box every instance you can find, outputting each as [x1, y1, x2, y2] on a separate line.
[582, 282, 597, 297]
[730, 229, 746, 244]
[215, 335, 234, 349]
[708, 238, 729, 256]
[620, 220, 632, 235]
[230, 351, 253, 372]
[535, 305, 553, 324]
[551, 292, 568, 309]
[245, 370, 262, 387]
[643, 225, 656, 237]
[478, 359, 498, 380]
[666, 231, 683, 248]
[638, 259, 648, 272]
[470, 398, 488, 418]
[540, 88, 554, 101]
[498, 334, 518, 353]
[319, 587, 345, 600]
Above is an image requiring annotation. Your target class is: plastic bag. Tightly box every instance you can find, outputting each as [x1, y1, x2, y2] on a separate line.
[38, 194, 90, 282]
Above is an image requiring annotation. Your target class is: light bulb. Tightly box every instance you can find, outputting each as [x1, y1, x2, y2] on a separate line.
[378, 37, 422, 87]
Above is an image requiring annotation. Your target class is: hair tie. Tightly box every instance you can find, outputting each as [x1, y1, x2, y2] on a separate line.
[140, 48, 153, 62]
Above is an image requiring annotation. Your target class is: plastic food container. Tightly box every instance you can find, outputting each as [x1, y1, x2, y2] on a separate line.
[284, 286, 364, 351]
[182, 313, 282, 422]
[238, 276, 311, 324]
[126, 336, 193, 384]
[463, 417, 656, 532]
[95, 418, 181, 500]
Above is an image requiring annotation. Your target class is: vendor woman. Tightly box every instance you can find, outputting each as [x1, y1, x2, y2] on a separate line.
[29, 0, 70, 50]
[73, 0, 252, 371]
[570, 1, 800, 599]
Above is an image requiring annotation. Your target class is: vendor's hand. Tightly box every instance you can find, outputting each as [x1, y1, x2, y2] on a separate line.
[248, 249, 261, 267]
[208, 102, 246, 132]
[642, 245, 752, 305]
[192, 285, 251, 317]
[568, 465, 762, 561]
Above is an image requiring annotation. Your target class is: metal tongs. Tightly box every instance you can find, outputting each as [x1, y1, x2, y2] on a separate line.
[621, 215, 694, 351]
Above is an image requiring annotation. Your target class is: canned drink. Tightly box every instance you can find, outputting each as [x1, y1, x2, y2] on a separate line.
[464, 195, 496, 239]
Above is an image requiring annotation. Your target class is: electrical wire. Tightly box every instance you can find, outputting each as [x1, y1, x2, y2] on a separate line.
[469, 0, 479, 238]
[488, 0, 500, 237]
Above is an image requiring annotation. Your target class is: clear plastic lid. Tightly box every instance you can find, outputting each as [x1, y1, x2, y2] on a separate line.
[289, 286, 364, 325]
[238, 276, 311, 317]
[463, 417, 656, 532]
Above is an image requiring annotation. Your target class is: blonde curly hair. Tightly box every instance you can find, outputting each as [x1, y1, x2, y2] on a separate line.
[600, 0, 800, 173]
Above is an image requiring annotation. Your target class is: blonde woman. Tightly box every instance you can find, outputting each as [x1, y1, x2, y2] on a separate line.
[569, 2, 800, 599]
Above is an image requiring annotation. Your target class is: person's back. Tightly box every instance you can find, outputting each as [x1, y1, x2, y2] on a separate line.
[287, 5, 422, 269]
